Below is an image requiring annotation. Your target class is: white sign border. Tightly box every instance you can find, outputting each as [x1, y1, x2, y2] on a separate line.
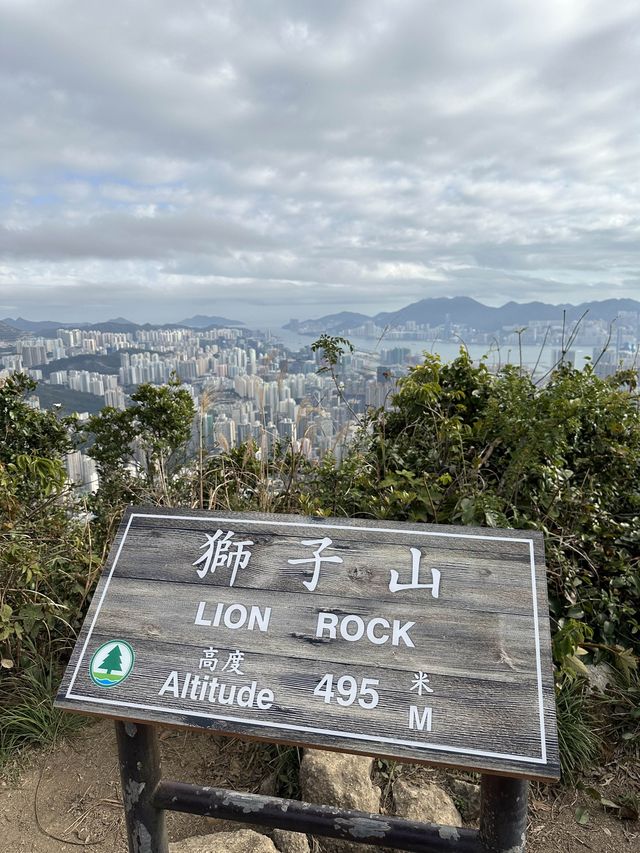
[65, 513, 548, 767]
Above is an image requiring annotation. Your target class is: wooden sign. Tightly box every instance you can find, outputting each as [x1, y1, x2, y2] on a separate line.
[56, 508, 559, 780]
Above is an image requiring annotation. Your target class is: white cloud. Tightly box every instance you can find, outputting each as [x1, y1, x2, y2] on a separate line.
[0, 0, 639, 323]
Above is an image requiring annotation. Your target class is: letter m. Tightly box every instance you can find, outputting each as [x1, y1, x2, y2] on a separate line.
[408, 705, 432, 731]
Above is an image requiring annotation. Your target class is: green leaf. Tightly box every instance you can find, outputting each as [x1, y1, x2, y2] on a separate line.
[575, 806, 589, 825]
[583, 786, 601, 801]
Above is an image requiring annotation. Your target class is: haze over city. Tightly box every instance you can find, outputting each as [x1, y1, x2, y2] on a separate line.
[1, 0, 639, 325]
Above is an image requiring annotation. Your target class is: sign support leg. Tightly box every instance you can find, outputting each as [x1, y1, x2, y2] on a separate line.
[479, 775, 528, 853]
[115, 721, 169, 853]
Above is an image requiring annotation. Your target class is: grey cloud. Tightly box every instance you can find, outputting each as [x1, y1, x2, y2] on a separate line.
[0, 212, 276, 260]
[0, 0, 639, 322]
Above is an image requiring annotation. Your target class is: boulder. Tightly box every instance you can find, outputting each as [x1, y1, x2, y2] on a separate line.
[585, 662, 615, 693]
[299, 749, 381, 852]
[299, 749, 380, 814]
[393, 778, 462, 827]
[272, 828, 311, 853]
[169, 829, 278, 853]
[449, 778, 481, 822]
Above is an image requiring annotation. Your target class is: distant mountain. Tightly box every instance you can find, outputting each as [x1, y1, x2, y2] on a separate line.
[1, 316, 139, 334]
[285, 311, 371, 334]
[179, 314, 244, 328]
[78, 319, 140, 333]
[381, 297, 640, 331]
[105, 316, 137, 326]
[2, 317, 85, 333]
[286, 297, 640, 334]
[2, 314, 244, 335]
[375, 297, 499, 330]
[0, 320, 22, 341]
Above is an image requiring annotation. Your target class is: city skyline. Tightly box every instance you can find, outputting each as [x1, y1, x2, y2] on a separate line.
[5, 309, 637, 495]
[1, 1, 639, 324]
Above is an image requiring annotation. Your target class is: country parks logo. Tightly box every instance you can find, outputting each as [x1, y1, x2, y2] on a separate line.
[89, 640, 135, 687]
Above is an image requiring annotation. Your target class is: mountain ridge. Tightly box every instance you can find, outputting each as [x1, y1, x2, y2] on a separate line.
[285, 297, 640, 334]
[2, 314, 244, 335]
[178, 314, 244, 328]
[5, 298, 639, 338]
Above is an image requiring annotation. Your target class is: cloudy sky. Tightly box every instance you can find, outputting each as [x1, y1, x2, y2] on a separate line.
[1, 0, 639, 325]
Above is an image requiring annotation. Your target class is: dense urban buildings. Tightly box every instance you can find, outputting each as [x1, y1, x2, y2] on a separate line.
[1, 324, 391, 492]
[1, 312, 638, 495]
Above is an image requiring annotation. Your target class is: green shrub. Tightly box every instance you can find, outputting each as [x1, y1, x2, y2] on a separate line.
[0, 455, 98, 672]
[0, 376, 98, 766]
[305, 351, 640, 665]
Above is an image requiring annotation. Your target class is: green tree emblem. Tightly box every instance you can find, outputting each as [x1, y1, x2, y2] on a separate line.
[98, 643, 123, 674]
[90, 640, 134, 687]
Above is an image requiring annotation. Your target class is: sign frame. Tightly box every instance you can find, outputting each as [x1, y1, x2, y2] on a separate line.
[56, 506, 559, 783]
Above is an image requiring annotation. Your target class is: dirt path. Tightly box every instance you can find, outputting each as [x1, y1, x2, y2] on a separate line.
[1, 721, 637, 852]
[0, 721, 273, 852]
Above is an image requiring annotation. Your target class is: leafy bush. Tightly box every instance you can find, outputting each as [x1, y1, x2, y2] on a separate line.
[0, 374, 194, 763]
[84, 373, 196, 549]
[0, 375, 97, 673]
[304, 352, 639, 661]
[0, 376, 99, 765]
[0, 455, 97, 671]
[0, 373, 74, 465]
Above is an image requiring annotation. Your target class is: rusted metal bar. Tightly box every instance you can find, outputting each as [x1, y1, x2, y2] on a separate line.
[113, 720, 529, 853]
[152, 780, 482, 852]
[479, 775, 529, 853]
[115, 721, 169, 853]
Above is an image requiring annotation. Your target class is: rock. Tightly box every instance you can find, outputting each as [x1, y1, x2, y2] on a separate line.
[299, 749, 380, 814]
[299, 749, 381, 852]
[393, 778, 462, 827]
[585, 662, 614, 693]
[169, 829, 278, 853]
[258, 771, 278, 796]
[272, 828, 310, 853]
[449, 778, 481, 822]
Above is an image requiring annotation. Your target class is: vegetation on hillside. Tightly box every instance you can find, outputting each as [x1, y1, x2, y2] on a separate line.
[0, 373, 195, 761]
[0, 375, 95, 759]
[1, 347, 638, 779]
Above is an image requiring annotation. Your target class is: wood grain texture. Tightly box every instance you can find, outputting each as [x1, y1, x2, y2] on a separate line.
[56, 507, 559, 780]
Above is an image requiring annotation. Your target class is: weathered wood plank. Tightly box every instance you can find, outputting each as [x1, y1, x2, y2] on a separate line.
[83, 576, 542, 679]
[56, 507, 559, 780]
[115, 531, 537, 615]
[61, 631, 548, 753]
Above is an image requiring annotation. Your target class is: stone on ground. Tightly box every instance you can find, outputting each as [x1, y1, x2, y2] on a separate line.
[272, 827, 311, 853]
[299, 749, 381, 813]
[169, 829, 278, 853]
[299, 749, 381, 852]
[449, 778, 481, 822]
[585, 662, 615, 693]
[393, 778, 462, 827]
